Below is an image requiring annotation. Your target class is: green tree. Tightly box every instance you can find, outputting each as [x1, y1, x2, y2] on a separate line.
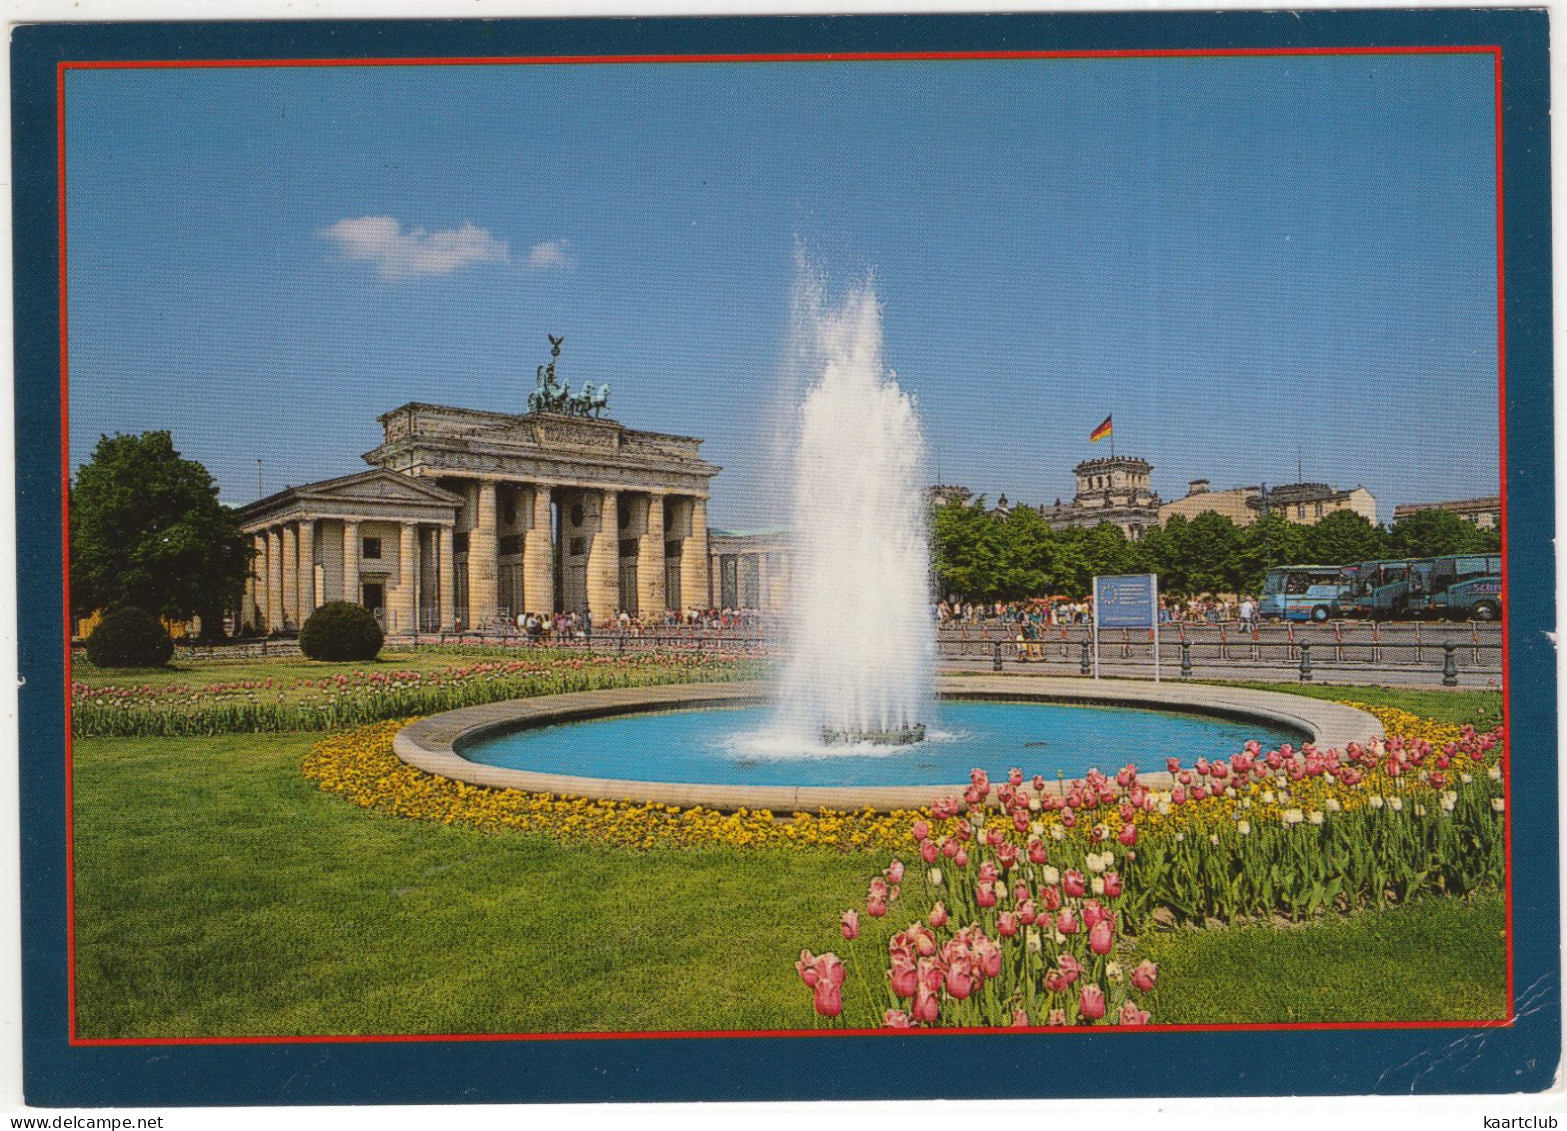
[1388, 508, 1500, 558]
[992, 506, 1057, 599]
[70, 431, 252, 636]
[1301, 509, 1389, 567]
[930, 497, 1002, 601]
[1235, 514, 1309, 594]
[1180, 512, 1243, 595]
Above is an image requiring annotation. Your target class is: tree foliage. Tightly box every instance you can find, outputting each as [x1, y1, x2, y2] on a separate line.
[1388, 508, 1500, 558]
[298, 601, 385, 662]
[83, 606, 174, 669]
[928, 499, 1490, 602]
[70, 432, 251, 633]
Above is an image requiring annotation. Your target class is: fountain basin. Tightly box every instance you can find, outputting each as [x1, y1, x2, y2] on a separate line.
[393, 677, 1383, 813]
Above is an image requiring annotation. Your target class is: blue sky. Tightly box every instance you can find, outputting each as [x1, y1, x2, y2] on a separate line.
[65, 54, 1500, 528]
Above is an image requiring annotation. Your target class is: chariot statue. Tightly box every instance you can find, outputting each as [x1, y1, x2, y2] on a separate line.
[527, 335, 610, 418]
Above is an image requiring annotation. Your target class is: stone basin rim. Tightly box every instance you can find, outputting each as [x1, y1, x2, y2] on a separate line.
[391, 676, 1384, 814]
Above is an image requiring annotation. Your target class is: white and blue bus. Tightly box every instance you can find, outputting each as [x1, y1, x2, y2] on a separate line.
[1259, 565, 1351, 622]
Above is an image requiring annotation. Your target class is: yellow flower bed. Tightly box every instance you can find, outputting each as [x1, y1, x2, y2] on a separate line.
[303, 719, 917, 852]
[303, 701, 1495, 851]
[1338, 701, 1465, 748]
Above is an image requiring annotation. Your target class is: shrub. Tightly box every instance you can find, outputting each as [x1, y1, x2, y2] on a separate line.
[298, 601, 384, 662]
[85, 607, 174, 669]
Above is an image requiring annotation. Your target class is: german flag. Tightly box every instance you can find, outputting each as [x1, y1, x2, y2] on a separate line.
[1090, 415, 1113, 443]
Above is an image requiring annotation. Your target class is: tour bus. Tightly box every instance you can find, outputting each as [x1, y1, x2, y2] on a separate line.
[1338, 555, 1503, 621]
[1258, 565, 1351, 622]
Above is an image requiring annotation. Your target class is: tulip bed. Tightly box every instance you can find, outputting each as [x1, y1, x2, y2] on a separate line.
[71, 652, 761, 738]
[791, 709, 1506, 1027]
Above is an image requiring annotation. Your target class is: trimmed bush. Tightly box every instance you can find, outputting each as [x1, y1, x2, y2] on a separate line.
[85, 607, 174, 669]
[298, 601, 384, 662]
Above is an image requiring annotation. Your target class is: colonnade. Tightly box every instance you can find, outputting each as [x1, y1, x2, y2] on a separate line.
[246, 517, 458, 634]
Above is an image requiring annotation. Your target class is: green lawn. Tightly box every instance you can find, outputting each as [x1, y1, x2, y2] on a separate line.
[1142, 893, 1507, 1023]
[1210, 681, 1502, 729]
[70, 678, 1509, 1036]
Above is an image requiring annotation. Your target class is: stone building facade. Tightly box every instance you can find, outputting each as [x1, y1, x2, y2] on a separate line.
[1393, 495, 1502, 530]
[1036, 456, 1162, 540]
[1161, 479, 1376, 527]
[708, 527, 790, 611]
[237, 403, 720, 633]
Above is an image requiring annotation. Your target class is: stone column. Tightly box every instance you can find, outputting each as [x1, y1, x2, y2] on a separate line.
[637, 492, 665, 619]
[266, 528, 284, 632]
[756, 552, 770, 612]
[280, 524, 298, 631]
[711, 552, 722, 608]
[393, 522, 418, 635]
[680, 496, 710, 611]
[468, 480, 499, 627]
[523, 484, 554, 616]
[587, 488, 620, 625]
[249, 533, 267, 630]
[437, 524, 457, 631]
[342, 521, 361, 608]
[296, 519, 316, 625]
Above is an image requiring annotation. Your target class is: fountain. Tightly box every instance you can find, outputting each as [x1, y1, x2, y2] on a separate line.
[769, 280, 934, 749]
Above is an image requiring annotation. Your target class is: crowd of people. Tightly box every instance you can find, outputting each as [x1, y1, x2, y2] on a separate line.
[935, 596, 1260, 629]
[506, 607, 777, 641]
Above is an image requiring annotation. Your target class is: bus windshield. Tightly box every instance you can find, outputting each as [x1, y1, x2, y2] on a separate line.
[1263, 566, 1343, 596]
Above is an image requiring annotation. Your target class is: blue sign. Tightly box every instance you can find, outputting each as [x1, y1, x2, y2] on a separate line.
[1096, 574, 1158, 628]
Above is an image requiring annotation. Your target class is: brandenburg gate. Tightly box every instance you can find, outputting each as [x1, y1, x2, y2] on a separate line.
[236, 350, 721, 633]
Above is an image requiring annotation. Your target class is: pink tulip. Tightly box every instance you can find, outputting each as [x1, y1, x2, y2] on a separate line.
[1012, 811, 1030, 834]
[796, 950, 821, 987]
[1033, 775, 1046, 792]
[911, 819, 931, 842]
[979, 860, 1002, 883]
[1044, 970, 1070, 994]
[974, 935, 1002, 979]
[1057, 908, 1079, 934]
[883, 1009, 915, 1029]
[976, 881, 997, 908]
[1118, 1001, 1151, 1026]
[997, 911, 1018, 938]
[1118, 824, 1138, 847]
[869, 877, 889, 900]
[929, 901, 949, 928]
[1171, 788, 1186, 806]
[1011, 1008, 1030, 1027]
[1079, 984, 1106, 1021]
[1082, 900, 1108, 929]
[920, 839, 939, 864]
[906, 923, 937, 957]
[867, 895, 888, 918]
[1089, 919, 1113, 955]
[941, 838, 959, 859]
[1102, 872, 1123, 898]
[997, 842, 1019, 870]
[813, 978, 844, 1018]
[1039, 885, 1061, 911]
[945, 961, 975, 1000]
[886, 860, 905, 885]
[912, 986, 940, 1024]
[953, 848, 969, 868]
[1028, 839, 1048, 864]
[841, 910, 860, 939]
[889, 963, 918, 999]
[1130, 959, 1158, 992]
[1063, 870, 1087, 897]
[1018, 898, 1037, 926]
[1058, 953, 1081, 982]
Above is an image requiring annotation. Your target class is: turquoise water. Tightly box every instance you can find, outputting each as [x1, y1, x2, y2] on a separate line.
[459, 700, 1305, 787]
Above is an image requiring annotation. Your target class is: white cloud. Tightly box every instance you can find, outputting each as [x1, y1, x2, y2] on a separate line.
[525, 239, 573, 270]
[318, 215, 510, 280]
